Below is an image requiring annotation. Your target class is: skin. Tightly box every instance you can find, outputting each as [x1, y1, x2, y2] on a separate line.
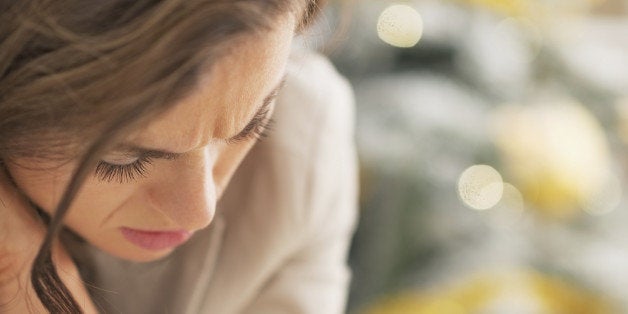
[0, 175, 97, 312]
[4, 14, 297, 263]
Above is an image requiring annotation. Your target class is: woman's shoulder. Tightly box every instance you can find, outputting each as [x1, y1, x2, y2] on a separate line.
[265, 48, 356, 158]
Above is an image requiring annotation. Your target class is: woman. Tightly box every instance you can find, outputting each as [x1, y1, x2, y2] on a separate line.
[0, 0, 357, 313]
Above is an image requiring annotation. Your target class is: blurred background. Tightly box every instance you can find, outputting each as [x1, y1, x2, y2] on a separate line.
[308, 0, 628, 313]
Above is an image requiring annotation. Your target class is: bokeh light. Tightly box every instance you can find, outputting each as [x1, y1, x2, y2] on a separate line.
[486, 183, 525, 228]
[491, 101, 612, 218]
[377, 4, 423, 48]
[344, 1, 628, 312]
[582, 175, 622, 216]
[458, 165, 504, 210]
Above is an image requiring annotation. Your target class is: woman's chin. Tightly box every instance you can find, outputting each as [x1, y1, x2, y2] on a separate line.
[102, 245, 177, 263]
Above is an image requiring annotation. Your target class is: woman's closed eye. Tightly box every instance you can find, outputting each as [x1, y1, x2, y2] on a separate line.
[92, 120, 275, 184]
[95, 155, 155, 183]
[228, 116, 275, 144]
[226, 105, 275, 144]
[94, 150, 179, 183]
[226, 85, 280, 144]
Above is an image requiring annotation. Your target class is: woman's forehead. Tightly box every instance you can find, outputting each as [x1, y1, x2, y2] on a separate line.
[124, 15, 296, 153]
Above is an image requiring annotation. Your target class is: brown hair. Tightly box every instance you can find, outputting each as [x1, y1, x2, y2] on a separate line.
[0, 0, 322, 312]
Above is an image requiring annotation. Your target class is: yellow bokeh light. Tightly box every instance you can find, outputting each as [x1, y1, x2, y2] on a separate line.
[458, 165, 504, 210]
[491, 101, 612, 218]
[362, 270, 616, 314]
[377, 4, 423, 48]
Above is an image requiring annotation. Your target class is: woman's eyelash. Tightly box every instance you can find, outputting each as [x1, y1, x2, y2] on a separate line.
[94, 155, 154, 183]
[228, 114, 275, 144]
[251, 117, 275, 140]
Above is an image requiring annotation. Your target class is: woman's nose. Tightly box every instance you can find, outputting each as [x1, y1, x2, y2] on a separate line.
[145, 149, 217, 231]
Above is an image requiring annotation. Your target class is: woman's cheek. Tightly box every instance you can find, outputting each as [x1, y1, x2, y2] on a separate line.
[4, 161, 132, 227]
[64, 177, 139, 225]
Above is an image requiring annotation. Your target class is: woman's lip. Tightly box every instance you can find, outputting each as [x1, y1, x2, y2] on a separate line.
[120, 227, 192, 251]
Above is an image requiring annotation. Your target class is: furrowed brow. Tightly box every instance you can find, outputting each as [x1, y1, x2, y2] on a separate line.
[110, 144, 182, 159]
[112, 75, 288, 156]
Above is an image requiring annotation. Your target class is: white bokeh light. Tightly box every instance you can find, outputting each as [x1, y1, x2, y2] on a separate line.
[377, 4, 423, 48]
[458, 165, 504, 210]
[583, 175, 622, 216]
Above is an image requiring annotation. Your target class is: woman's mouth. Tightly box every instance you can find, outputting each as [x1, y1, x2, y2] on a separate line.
[120, 227, 192, 251]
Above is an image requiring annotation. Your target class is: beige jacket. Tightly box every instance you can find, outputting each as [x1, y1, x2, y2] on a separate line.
[67, 50, 358, 314]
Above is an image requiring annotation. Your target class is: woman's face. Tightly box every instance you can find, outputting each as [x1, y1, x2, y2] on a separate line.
[5, 16, 296, 262]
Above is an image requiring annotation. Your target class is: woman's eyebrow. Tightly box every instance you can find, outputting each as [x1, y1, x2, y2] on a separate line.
[113, 75, 288, 157]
